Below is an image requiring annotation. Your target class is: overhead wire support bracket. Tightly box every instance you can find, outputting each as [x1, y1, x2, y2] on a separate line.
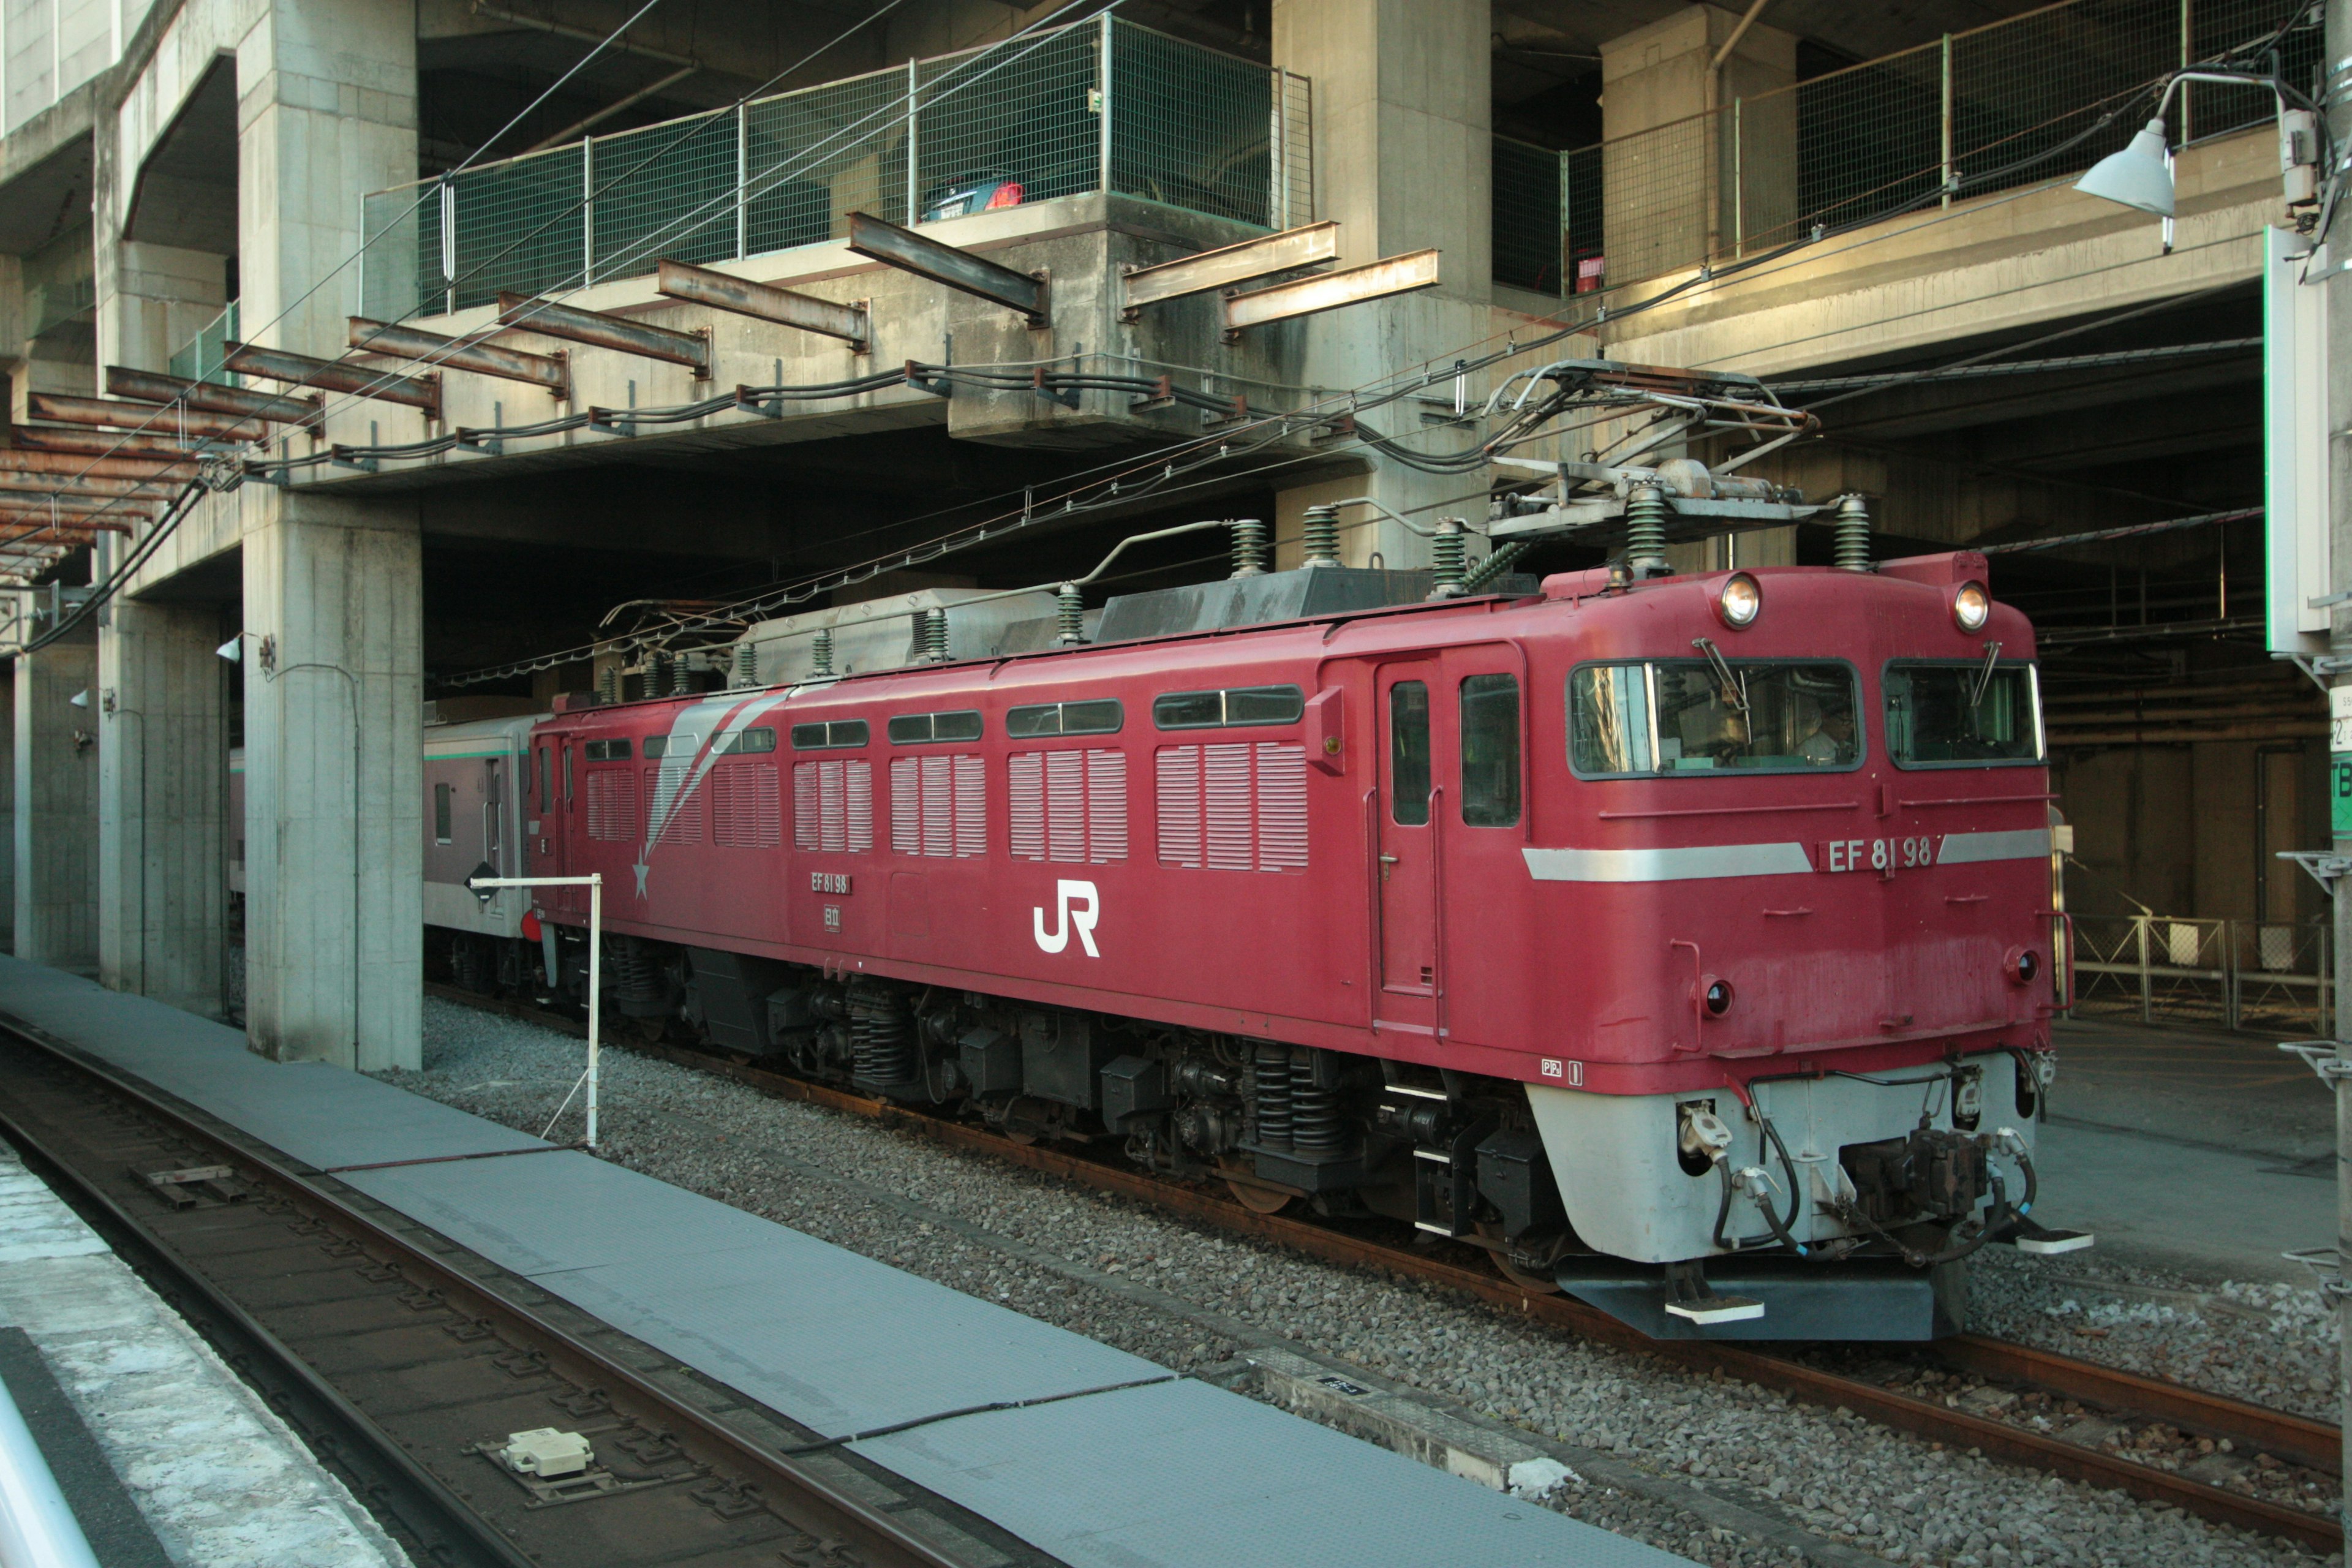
[1221, 249, 1441, 341]
[223, 341, 441, 414]
[903, 361, 952, 399]
[497, 293, 712, 379]
[29, 393, 268, 443]
[732, 386, 782, 420]
[349, 317, 570, 397]
[657, 259, 870, 353]
[2278, 1042, 2352, 1084]
[107, 367, 323, 426]
[846, 211, 1049, 328]
[1118, 220, 1341, 320]
[2278, 849, 2352, 891]
[1031, 368, 1080, 410]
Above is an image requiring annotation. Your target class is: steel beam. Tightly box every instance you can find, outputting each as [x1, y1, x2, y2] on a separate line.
[0, 510, 148, 530]
[496, 293, 711, 378]
[0, 449, 197, 483]
[10, 426, 221, 461]
[655, 260, 870, 351]
[1222, 249, 1441, 340]
[223, 342, 441, 413]
[846, 211, 1047, 327]
[106, 367, 323, 425]
[0, 517, 137, 543]
[29, 394, 266, 443]
[0, 471, 177, 500]
[1120, 221, 1341, 320]
[348, 318, 570, 394]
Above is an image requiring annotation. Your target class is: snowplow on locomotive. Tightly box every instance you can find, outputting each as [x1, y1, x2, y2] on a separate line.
[421, 535, 2088, 1341]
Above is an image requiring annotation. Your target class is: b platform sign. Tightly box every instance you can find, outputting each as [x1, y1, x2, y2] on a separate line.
[2334, 688, 2352, 837]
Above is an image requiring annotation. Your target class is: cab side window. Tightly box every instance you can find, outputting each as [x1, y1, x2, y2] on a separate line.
[1459, 674, 1520, 826]
[1390, 682, 1430, 825]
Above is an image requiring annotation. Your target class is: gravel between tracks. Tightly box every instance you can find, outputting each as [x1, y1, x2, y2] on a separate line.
[382, 998, 2341, 1568]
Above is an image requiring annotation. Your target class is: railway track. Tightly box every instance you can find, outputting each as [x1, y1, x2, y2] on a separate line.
[418, 986, 2344, 1553]
[0, 1015, 1036, 1568]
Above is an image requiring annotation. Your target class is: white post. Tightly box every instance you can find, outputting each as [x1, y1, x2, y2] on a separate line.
[467, 873, 604, 1150]
[586, 874, 601, 1148]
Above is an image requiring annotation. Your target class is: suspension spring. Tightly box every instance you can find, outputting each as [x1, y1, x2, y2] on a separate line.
[847, 981, 916, 1087]
[1624, 484, 1668, 577]
[1229, 518, 1269, 577]
[608, 939, 658, 1006]
[1253, 1046, 1294, 1151]
[1291, 1055, 1345, 1153]
[1300, 504, 1341, 567]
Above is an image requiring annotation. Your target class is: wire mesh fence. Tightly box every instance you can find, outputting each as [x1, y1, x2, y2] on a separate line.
[1544, 0, 2315, 298]
[1491, 134, 1562, 295]
[363, 17, 1312, 322]
[2069, 913, 2332, 1033]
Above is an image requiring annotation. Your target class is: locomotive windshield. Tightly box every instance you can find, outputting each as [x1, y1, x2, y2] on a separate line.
[1570, 660, 1862, 775]
[1883, 660, 2043, 766]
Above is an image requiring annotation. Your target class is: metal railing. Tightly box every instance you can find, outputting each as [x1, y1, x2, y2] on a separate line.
[2070, 913, 2332, 1033]
[363, 16, 1311, 321]
[1510, 0, 2313, 298]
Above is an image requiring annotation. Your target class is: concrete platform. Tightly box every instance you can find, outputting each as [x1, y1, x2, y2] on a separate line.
[0, 1133, 410, 1568]
[0, 956, 1691, 1568]
[2037, 1017, 2337, 1283]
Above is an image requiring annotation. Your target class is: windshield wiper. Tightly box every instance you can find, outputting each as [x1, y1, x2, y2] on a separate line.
[1690, 638, 1748, 712]
[1967, 641, 2003, 709]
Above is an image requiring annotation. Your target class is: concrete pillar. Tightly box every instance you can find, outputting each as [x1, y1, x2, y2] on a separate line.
[0, 671, 15, 951]
[236, 0, 417, 360]
[13, 633, 99, 973]
[1598, 6, 1796, 286]
[1272, 0, 1496, 568]
[241, 489, 421, 1071]
[98, 599, 229, 1017]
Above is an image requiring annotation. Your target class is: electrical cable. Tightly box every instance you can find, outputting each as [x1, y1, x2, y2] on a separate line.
[13, 0, 1090, 631]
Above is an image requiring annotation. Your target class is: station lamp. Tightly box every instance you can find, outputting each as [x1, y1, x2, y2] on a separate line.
[2073, 70, 2321, 220]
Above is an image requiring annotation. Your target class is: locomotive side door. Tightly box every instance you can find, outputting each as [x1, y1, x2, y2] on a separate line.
[548, 736, 581, 919]
[1374, 662, 1444, 1030]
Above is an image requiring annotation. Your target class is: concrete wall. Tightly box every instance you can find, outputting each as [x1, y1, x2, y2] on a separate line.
[98, 597, 227, 1017]
[2055, 741, 2327, 925]
[0, 669, 14, 948]
[12, 630, 95, 970]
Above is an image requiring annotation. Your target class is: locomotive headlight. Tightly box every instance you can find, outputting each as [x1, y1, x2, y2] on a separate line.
[1716, 573, 1762, 628]
[1953, 580, 1992, 633]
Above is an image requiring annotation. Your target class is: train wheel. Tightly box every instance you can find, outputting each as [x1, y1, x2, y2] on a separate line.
[1477, 1223, 1562, 1294]
[1218, 1159, 1298, 1214]
[1225, 1179, 1297, 1215]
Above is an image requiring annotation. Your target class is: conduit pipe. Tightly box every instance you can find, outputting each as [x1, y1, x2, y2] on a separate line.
[0, 1371, 101, 1568]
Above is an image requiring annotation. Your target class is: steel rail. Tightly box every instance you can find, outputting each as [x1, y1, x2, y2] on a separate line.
[0, 1085, 532, 1568]
[487, 1005, 2342, 1553]
[0, 1014, 982, 1568]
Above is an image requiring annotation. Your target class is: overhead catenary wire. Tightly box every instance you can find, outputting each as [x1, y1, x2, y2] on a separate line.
[0, 0, 687, 563]
[428, 187, 2286, 684]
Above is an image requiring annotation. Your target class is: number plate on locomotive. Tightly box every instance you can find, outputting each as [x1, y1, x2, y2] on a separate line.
[1814, 836, 1938, 873]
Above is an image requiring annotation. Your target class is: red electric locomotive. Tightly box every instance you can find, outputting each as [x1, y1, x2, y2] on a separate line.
[496, 547, 2084, 1339]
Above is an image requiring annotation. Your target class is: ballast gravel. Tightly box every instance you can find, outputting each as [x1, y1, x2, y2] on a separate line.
[382, 998, 2340, 1568]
